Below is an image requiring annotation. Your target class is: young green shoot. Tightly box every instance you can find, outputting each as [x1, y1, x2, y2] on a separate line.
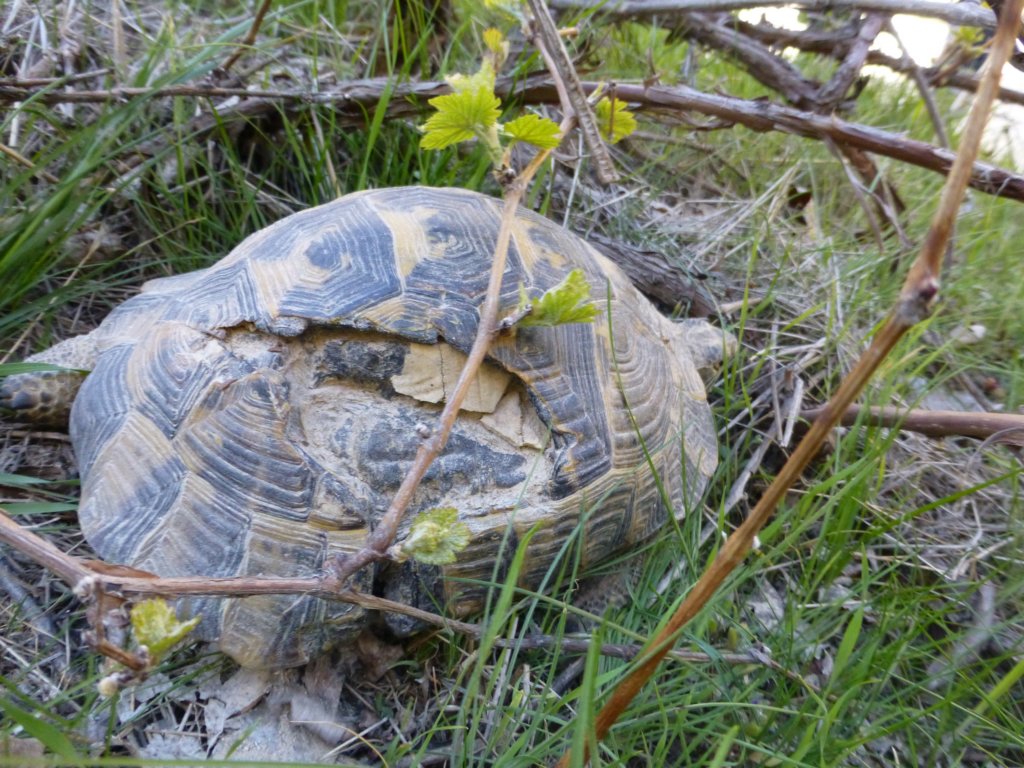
[517, 268, 601, 327]
[594, 96, 638, 144]
[420, 28, 563, 170]
[129, 598, 201, 662]
[395, 507, 471, 566]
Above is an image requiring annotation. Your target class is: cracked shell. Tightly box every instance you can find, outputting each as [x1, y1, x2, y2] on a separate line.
[3, 187, 721, 668]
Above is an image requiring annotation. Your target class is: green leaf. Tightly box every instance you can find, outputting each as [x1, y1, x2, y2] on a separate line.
[402, 507, 471, 565]
[0, 698, 81, 764]
[830, 607, 864, 682]
[482, 28, 509, 70]
[503, 113, 561, 150]
[0, 472, 52, 487]
[517, 269, 601, 327]
[445, 60, 496, 95]
[483, 28, 505, 54]
[1, 501, 78, 515]
[953, 26, 984, 48]
[130, 598, 200, 660]
[0, 361, 84, 376]
[421, 88, 502, 151]
[594, 96, 637, 144]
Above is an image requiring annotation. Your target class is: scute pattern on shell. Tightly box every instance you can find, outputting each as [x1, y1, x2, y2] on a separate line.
[67, 187, 718, 668]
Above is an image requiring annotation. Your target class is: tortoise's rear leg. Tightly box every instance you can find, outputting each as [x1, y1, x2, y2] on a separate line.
[1, 334, 98, 428]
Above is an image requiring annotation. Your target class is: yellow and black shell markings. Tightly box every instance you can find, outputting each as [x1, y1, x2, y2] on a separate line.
[58, 187, 718, 668]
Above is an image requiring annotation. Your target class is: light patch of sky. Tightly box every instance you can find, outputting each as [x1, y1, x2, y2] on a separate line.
[736, 8, 1024, 169]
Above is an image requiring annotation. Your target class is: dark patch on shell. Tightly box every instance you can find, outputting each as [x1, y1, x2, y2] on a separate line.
[347, 410, 527, 499]
[315, 339, 408, 387]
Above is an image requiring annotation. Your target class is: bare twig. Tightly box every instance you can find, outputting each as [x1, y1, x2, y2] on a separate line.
[801, 405, 1024, 444]
[4, 76, 1024, 202]
[0, 509, 90, 587]
[815, 12, 886, 109]
[0, 507, 795, 678]
[546, 0, 997, 29]
[524, 0, 618, 183]
[827, 140, 908, 248]
[587, 233, 718, 316]
[554, 0, 1024, 763]
[328, 111, 576, 585]
[4, 69, 113, 86]
[330, 179, 530, 580]
[0, 82, 314, 102]
[593, 82, 1024, 202]
[344, 588, 789, 673]
[671, 11, 906, 244]
[327, 11, 618, 584]
[737, 20, 1024, 107]
[218, 0, 274, 76]
[0, 141, 60, 183]
[887, 22, 950, 148]
[673, 12, 820, 109]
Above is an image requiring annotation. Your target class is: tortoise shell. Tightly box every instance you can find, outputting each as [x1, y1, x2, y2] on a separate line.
[25, 188, 719, 668]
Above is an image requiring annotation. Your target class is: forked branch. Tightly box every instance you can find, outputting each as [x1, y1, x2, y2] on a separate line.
[0, 505, 798, 680]
[4, 77, 1024, 202]
[546, 0, 997, 28]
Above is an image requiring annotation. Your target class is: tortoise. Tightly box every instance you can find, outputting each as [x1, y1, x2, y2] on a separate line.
[1, 187, 724, 669]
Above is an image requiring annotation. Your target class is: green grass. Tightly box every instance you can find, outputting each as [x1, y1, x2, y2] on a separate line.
[1, 1, 1022, 765]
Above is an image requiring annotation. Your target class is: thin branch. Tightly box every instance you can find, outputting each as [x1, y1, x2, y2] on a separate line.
[524, 0, 618, 183]
[587, 233, 718, 316]
[815, 12, 886, 109]
[829, 140, 909, 248]
[887, 22, 950, 149]
[737, 20, 1024, 107]
[218, 0, 274, 76]
[546, 0, 997, 29]
[801, 405, 1024, 444]
[4, 69, 113, 87]
[0, 510, 91, 587]
[591, 82, 1024, 202]
[0, 82, 322, 102]
[341, 588, 793, 676]
[328, 113, 576, 584]
[829, 158, 880, 250]
[8, 73, 1023, 203]
[673, 12, 821, 109]
[326, 186, 523, 581]
[554, 0, 1024, 763]
[0, 508, 796, 682]
[0, 141, 60, 183]
[671, 11, 905, 242]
